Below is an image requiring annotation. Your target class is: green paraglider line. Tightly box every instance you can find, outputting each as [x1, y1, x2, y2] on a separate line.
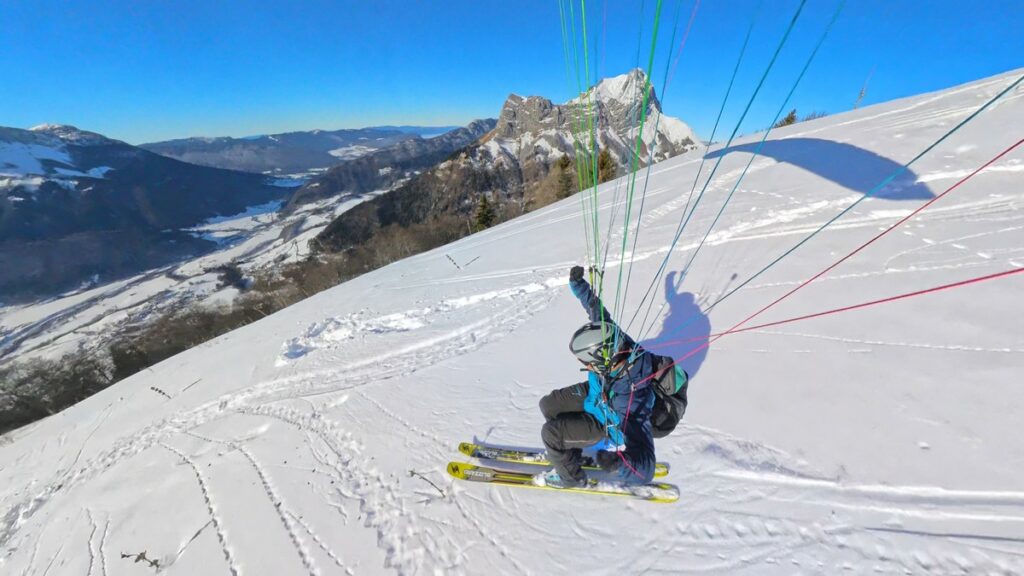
[619, 0, 700, 325]
[602, 0, 663, 358]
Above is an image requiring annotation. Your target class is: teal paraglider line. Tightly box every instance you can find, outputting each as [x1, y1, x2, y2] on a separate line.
[628, 0, 807, 348]
[639, 0, 846, 341]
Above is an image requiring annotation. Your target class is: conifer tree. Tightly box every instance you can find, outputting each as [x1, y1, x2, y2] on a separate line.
[597, 149, 617, 183]
[557, 155, 575, 198]
[473, 194, 496, 231]
[773, 109, 798, 128]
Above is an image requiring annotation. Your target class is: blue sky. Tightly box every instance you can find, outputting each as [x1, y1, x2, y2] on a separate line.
[1, 0, 1020, 144]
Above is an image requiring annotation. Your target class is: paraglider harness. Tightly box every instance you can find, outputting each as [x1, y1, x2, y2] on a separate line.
[646, 354, 689, 438]
[572, 327, 689, 440]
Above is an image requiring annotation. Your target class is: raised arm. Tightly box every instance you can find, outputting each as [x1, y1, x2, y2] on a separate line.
[568, 266, 614, 324]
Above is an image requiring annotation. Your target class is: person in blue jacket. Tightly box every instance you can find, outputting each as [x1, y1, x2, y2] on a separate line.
[537, 265, 657, 488]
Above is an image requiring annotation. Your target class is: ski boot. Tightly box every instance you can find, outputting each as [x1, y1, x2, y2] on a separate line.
[533, 468, 587, 489]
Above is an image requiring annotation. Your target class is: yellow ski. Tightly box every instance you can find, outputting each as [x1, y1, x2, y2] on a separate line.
[447, 461, 679, 503]
[458, 442, 670, 477]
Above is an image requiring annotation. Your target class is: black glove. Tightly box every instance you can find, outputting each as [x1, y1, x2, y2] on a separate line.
[570, 265, 585, 283]
[595, 450, 622, 473]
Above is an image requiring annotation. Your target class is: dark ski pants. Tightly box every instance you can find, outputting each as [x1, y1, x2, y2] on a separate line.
[539, 383, 604, 482]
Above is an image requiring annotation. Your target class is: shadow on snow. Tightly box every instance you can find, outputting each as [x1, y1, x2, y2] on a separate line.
[704, 137, 935, 201]
[640, 271, 711, 380]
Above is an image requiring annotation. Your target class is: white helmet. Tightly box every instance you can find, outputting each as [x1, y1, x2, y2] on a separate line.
[569, 322, 628, 368]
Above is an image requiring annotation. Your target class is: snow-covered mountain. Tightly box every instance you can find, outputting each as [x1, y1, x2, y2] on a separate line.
[0, 124, 288, 299]
[1, 68, 1023, 575]
[142, 126, 461, 175]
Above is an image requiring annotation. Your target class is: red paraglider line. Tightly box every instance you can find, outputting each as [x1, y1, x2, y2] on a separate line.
[648, 267, 1024, 350]
[665, 0, 701, 94]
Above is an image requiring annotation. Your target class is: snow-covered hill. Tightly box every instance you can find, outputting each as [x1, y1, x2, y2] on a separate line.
[2, 68, 1023, 575]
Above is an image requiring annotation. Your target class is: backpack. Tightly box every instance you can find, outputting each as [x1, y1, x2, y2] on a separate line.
[648, 354, 689, 439]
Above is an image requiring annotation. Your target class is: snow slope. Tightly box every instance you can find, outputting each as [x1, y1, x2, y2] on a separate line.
[0, 126, 114, 194]
[2, 69, 1023, 575]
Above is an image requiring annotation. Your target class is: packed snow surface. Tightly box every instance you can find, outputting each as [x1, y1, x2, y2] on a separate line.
[2, 69, 1024, 575]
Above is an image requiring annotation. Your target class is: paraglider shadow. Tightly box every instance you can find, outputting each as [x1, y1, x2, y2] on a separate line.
[704, 137, 934, 201]
[640, 271, 712, 380]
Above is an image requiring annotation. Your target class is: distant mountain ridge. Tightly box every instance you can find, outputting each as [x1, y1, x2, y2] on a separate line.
[373, 125, 461, 135]
[283, 119, 498, 211]
[141, 125, 462, 174]
[0, 124, 286, 298]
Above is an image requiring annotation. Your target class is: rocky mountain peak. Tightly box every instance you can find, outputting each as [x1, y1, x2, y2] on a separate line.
[496, 94, 559, 139]
[488, 69, 697, 166]
[576, 68, 658, 109]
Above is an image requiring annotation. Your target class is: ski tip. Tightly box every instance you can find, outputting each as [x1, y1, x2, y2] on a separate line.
[457, 442, 477, 457]
[645, 483, 681, 503]
[447, 462, 465, 479]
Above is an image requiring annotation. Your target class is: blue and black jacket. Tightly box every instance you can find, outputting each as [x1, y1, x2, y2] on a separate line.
[570, 277, 657, 482]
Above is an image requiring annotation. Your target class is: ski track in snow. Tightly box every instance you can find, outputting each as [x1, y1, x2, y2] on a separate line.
[0, 268, 563, 574]
[277, 277, 562, 365]
[160, 442, 242, 576]
[184, 430, 320, 575]
[98, 517, 110, 576]
[647, 427, 1024, 575]
[235, 402, 438, 574]
[85, 508, 97, 576]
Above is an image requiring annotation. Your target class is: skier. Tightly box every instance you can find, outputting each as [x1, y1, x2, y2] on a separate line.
[536, 265, 657, 488]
